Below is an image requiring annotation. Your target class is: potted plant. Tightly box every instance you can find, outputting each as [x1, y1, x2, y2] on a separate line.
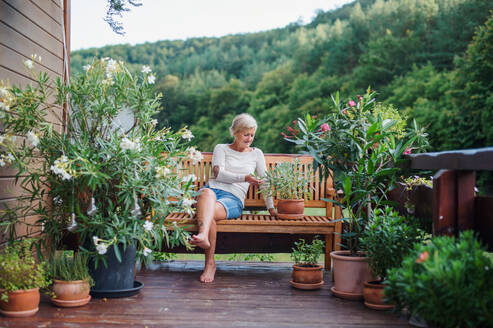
[286, 89, 429, 299]
[48, 252, 94, 307]
[0, 239, 51, 317]
[0, 57, 198, 297]
[385, 231, 493, 327]
[290, 236, 325, 289]
[360, 206, 424, 310]
[259, 158, 312, 220]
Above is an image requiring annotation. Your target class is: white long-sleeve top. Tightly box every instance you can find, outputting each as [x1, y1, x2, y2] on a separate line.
[208, 144, 274, 209]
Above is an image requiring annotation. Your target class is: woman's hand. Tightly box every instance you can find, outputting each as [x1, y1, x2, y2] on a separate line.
[245, 174, 264, 186]
[268, 208, 278, 217]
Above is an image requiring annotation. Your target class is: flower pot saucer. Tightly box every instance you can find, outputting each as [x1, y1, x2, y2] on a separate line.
[290, 280, 324, 290]
[364, 301, 394, 311]
[0, 307, 39, 318]
[330, 286, 363, 300]
[51, 295, 91, 307]
[277, 213, 304, 220]
[90, 280, 144, 298]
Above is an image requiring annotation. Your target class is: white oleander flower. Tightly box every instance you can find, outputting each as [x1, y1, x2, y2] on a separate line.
[50, 155, 73, 180]
[143, 247, 152, 257]
[0, 158, 5, 167]
[182, 198, 196, 207]
[92, 236, 100, 245]
[96, 243, 108, 255]
[155, 166, 171, 179]
[150, 119, 158, 126]
[6, 153, 14, 162]
[181, 174, 197, 183]
[147, 73, 156, 84]
[187, 147, 203, 165]
[120, 137, 140, 151]
[24, 59, 33, 69]
[143, 220, 154, 232]
[27, 131, 40, 147]
[83, 64, 91, 71]
[141, 65, 151, 74]
[181, 129, 194, 141]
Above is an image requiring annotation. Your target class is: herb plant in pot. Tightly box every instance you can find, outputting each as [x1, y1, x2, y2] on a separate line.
[360, 207, 424, 310]
[259, 158, 311, 220]
[0, 239, 50, 317]
[0, 58, 197, 298]
[290, 237, 325, 290]
[286, 90, 428, 300]
[49, 252, 94, 307]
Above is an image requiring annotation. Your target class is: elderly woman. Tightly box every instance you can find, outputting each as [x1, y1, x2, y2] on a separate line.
[190, 113, 276, 283]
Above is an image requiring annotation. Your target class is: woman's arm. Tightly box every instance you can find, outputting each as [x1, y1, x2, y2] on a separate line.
[255, 149, 275, 211]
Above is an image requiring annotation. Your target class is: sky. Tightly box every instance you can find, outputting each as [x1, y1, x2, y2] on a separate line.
[71, 0, 354, 51]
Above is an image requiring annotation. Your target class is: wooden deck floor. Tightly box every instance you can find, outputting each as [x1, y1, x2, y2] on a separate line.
[1, 261, 410, 327]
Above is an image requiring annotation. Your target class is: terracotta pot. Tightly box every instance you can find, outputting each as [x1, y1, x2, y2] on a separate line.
[290, 264, 324, 290]
[277, 199, 304, 220]
[330, 250, 373, 300]
[51, 279, 91, 307]
[0, 288, 40, 317]
[363, 280, 394, 310]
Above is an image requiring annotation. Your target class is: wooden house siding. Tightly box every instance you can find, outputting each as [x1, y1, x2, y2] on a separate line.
[0, 0, 70, 244]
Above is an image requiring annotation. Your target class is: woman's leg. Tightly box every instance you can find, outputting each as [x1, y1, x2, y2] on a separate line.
[191, 188, 226, 249]
[191, 188, 226, 282]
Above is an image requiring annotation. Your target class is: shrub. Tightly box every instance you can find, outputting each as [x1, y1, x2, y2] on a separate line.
[0, 239, 51, 301]
[385, 231, 493, 328]
[361, 206, 425, 280]
[291, 236, 324, 266]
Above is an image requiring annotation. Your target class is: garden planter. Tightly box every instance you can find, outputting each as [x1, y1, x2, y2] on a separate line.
[277, 199, 304, 220]
[0, 288, 40, 317]
[290, 264, 324, 289]
[51, 279, 91, 307]
[89, 243, 143, 298]
[363, 280, 394, 310]
[330, 250, 373, 300]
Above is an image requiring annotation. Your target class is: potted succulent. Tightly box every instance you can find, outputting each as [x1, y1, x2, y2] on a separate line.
[259, 158, 312, 220]
[0, 57, 198, 297]
[286, 90, 428, 299]
[360, 206, 424, 310]
[385, 231, 493, 328]
[48, 252, 94, 307]
[290, 237, 325, 289]
[0, 239, 51, 317]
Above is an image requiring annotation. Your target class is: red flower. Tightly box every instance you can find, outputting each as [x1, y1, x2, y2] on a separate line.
[404, 147, 412, 155]
[416, 251, 429, 264]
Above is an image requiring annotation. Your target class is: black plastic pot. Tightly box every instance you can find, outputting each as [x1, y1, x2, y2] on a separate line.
[89, 243, 137, 294]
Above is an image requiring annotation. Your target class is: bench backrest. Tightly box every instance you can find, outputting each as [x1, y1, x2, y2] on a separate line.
[182, 152, 336, 213]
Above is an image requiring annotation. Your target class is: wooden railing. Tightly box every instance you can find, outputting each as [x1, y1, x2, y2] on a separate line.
[401, 147, 493, 251]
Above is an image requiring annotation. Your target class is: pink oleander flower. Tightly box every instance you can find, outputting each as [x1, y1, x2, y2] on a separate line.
[320, 123, 330, 132]
[348, 100, 356, 107]
[404, 147, 412, 155]
[342, 109, 347, 115]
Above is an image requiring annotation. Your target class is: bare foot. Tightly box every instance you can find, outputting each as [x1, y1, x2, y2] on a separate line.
[190, 233, 210, 250]
[200, 262, 216, 283]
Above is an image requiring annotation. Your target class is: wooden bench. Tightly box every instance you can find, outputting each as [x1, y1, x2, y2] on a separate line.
[165, 153, 342, 269]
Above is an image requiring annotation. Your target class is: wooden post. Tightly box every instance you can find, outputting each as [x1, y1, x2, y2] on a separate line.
[432, 170, 457, 236]
[456, 171, 475, 232]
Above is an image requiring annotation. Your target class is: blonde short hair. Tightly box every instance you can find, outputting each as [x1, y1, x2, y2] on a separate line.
[229, 113, 257, 136]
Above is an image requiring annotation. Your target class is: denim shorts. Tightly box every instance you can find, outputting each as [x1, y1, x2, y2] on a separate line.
[202, 185, 243, 219]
